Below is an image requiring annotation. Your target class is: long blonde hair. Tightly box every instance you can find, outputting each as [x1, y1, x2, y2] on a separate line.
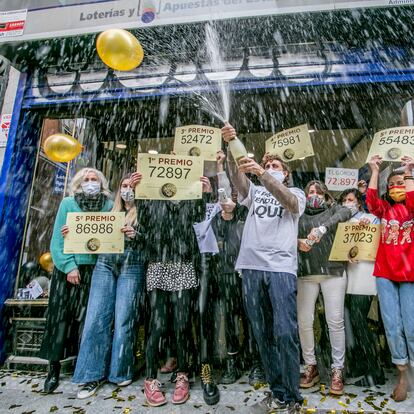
[69, 168, 111, 197]
[112, 173, 137, 227]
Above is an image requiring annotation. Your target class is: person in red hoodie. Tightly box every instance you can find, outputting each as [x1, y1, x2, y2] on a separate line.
[366, 154, 414, 402]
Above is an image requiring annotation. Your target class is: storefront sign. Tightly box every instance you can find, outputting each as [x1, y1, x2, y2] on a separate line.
[136, 153, 203, 200]
[329, 222, 380, 262]
[366, 127, 414, 162]
[173, 125, 221, 161]
[64, 212, 125, 254]
[265, 124, 314, 162]
[0, 9, 27, 38]
[0, 113, 11, 147]
[0, 1, 409, 42]
[325, 167, 358, 191]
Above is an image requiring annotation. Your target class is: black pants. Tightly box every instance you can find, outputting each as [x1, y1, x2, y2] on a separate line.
[39, 265, 93, 362]
[145, 288, 193, 378]
[345, 294, 383, 379]
[199, 254, 242, 363]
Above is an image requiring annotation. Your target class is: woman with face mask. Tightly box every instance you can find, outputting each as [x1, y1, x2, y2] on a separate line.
[72, 173, 146, 399]
[39, 168, 113, 394]
[338, 188, 385, 387]
[366, 154, 414, 402]
[297, 180, 351, 396]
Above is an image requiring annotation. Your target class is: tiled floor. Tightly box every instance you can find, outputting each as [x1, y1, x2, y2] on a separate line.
[0, 369, 413, 414]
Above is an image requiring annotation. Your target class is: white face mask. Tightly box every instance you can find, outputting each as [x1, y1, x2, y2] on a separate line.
[120, 188, 134, 202]
[343, 202, 359, 216]
[267, 169, 285, 183]
[81, 181, 101, 197]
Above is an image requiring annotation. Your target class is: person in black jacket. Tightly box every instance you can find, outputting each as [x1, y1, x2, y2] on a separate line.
[297, 180, 351, 396]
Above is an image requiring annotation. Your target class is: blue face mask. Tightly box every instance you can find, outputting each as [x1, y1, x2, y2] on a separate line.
[81, 181, 101, 197]
[268, 169, 285, 183]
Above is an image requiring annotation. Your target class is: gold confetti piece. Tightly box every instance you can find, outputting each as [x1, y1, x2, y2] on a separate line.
[338, 401, 348, 408]
[123, 408, 131, 414]
[49, 407, 58, 413]
[320, 396, 326, 403]
[320, 384, 326, 392]
[346, 398, 351, 404]
[127, 395, 136, 401]
[306, 408, 316, 413]
[253, 382, 267, 390]
[303, 398, 308, 407]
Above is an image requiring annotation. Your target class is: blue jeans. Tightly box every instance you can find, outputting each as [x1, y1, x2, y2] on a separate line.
[376, 277, 414, 367]
[73, 250, 145, 383]
[242, 270, 302, 403]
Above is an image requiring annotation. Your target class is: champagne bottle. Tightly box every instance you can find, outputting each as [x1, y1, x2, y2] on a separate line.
[228, 137, 248, 165]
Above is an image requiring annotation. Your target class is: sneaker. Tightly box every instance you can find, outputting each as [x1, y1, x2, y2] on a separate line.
[248, 363, 266, 387]
[77, 380, 105, 399]
[287, 401, 302, 414]
[144, 378, 167, 407]
[249, 391, 287, 413]
[201, 363, 220, 405]
[160, 357, 177, 374]
[329, 368, 344, 395]
[300, 365, 320, 389]
[172, 372, 190, 405]
[117, 379, 132, 387]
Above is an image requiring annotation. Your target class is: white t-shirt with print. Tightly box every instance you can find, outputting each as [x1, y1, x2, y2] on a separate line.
[235, 183, 306, 274]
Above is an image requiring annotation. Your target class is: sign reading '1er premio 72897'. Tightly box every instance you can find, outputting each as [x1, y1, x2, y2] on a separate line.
[366, 127, 414, 162]
[329, 223, 380, 262]
[136, 153, 203, 200]
[173, 125, 221, 161]
[265, 124, 314, 162]
[64, 212, 125, 254]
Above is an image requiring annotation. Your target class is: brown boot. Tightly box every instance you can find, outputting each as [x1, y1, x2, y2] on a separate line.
[392, 364, 409, 402]
[300, 365, 320, 388]
[329, 368, 344, 396]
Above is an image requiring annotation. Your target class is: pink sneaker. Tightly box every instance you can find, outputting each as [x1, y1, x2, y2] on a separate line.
[172, 373, 190, 404]
[144, 379, 167, 407]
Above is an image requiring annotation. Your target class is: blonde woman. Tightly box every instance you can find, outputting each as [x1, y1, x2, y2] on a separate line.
[72, 173, 146, 398]
[40, 168, 113, 394]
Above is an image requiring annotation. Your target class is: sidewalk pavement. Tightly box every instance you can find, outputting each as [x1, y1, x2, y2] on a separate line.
[0, 369, 413, 414]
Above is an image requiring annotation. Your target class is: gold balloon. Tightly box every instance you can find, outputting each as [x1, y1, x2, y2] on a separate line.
[39, 252, 54, 273]
[96, 29, 144, 71]
[43, 133, 82, 163]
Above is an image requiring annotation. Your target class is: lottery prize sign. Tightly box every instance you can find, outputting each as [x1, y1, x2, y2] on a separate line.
[265, 124, 314, 162]
[173, 125, 221, 161]
[136, 153, 203, 200]
[325, 167, 358, 192]
[329, 223, 380, 262]
[366, 127, 414, 162]
[64, 212, 125, 254]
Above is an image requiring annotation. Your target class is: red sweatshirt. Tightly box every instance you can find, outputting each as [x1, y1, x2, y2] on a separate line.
[366, 188, 414, 282]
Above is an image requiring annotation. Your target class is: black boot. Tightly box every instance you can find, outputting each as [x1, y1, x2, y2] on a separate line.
[201, 363, 220, 405]
[248, 362, 266, 387]
[220, 355, 240, 384]
[43, 361, 61, 394]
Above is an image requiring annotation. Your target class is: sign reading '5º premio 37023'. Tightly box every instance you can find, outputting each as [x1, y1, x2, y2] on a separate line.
[329, 223, 380, 262]
[64, 212, 125, 254]
[265, 124, 314, 162]
[366, 127, 414, 162]
[173, 125, 221, 161]
[136, 153, 203, 200]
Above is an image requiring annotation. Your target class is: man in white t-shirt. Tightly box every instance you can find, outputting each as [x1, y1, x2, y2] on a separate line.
[221, 124, 305, 414]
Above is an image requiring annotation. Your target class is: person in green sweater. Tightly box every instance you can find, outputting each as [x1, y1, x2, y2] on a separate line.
[40, 167, 113, 394]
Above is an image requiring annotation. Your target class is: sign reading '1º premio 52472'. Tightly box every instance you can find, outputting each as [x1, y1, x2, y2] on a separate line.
[64, 212, 125, 254]
[136, 153, 203, 200]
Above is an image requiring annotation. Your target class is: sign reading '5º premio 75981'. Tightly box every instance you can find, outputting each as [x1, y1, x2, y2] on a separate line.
[136, 153, 203, 200]
[64, 212, 125, 254]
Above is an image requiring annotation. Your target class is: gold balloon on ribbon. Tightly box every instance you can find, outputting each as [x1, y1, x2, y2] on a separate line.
[43, 133, 82, 163]
[39, 252, 54, 273]
[96, 29, 144, 71]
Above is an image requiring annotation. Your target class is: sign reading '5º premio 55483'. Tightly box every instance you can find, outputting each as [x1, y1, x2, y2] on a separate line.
[366, 127, 414, 162]
[265, 124, 314, 162]
[174, 125, 221, 161]
[329, 223, 380, 262]
[64, 212, 125, 254]
[136, 153, 203, 200]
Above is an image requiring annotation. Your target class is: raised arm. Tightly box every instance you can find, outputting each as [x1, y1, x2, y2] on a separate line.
[216, 150, 232, 196]
[366, 154, 389, 217]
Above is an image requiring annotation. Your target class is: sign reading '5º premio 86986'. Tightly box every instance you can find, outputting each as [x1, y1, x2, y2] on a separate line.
[329, 223, 380, 262]
[64, 212, 125, 254]
[366, 127, 414, 162]
[265, 124, 314, 162]
[173, 125, 221, 161]
[136, 153, 203, 200]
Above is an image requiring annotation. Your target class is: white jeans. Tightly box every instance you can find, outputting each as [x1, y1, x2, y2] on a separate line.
[297, 276, 347, 369]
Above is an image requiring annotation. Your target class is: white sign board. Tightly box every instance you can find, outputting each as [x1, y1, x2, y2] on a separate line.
[0, 9, 27, 38]
[325, 167, 358, 192]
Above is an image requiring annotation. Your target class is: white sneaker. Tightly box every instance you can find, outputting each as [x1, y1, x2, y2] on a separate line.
[77, 380, 105, 399]
[117, 379, 132, 387]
